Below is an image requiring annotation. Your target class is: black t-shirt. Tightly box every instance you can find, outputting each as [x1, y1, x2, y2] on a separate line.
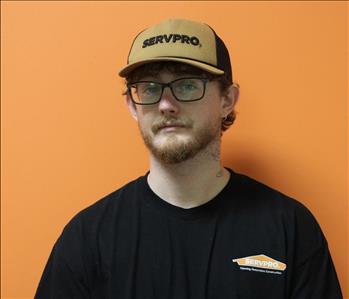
[35, 169, 343, 298]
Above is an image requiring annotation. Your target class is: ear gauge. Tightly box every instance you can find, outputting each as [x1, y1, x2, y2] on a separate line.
[222, 114, 235, 123]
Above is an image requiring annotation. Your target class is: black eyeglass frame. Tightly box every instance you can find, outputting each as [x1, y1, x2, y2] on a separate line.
[127, 77, 210, 105]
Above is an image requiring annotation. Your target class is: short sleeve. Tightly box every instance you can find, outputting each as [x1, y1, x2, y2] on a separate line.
[34, 216, 93, 299]
[288, 203, 343, 299]
[290, 243, 343, 299]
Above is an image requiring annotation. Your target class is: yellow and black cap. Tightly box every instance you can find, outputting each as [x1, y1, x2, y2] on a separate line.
[118, 19, 233, 83]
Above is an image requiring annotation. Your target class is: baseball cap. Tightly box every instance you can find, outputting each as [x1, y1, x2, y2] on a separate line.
[118, 19, 233, 83]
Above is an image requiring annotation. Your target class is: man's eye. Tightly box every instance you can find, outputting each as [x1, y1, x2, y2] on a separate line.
[141, 85, 160, 95]
[179, 83, 198, 91]
[184, 84, 197, 90]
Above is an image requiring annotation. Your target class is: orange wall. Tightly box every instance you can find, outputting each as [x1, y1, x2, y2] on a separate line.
[1, 1, 347, 298]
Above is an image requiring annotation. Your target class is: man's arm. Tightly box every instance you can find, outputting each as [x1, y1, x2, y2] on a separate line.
[287, 201, 343, 299]
[35, 244, 90, 299]
[290, 242, 342, 298]
[34, 216, 92, 299]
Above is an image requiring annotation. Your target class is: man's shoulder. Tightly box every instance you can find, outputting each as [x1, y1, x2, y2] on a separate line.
[61, 174, 145, 234]
[231, 170, 321, 228]
[84, 175, 144, 213]
[232, 170, 325, 243]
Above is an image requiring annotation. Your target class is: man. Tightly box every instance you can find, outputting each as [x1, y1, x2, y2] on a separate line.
[35, 19, 343, 298]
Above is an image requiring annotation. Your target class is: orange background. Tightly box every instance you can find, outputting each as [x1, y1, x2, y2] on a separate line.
[1, 1, 347, 298]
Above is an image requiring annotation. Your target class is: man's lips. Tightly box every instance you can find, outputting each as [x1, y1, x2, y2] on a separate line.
[152, 119, 192, 134]
[161, 124, 184, 129]
[159, 124, 185, 131]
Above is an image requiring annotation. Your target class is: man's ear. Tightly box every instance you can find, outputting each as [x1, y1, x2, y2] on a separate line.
[126, 94, 138, 121]
[221, 84, 239, 117]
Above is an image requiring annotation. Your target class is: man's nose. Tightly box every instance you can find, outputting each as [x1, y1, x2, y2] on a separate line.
[158, 87, 180, 115]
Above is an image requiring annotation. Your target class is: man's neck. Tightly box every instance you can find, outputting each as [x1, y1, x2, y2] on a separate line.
[147, 143, 230, 209]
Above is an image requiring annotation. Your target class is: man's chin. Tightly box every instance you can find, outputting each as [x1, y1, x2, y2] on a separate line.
[141, 123, 221, 164]
[147, 136, 200, 164]
[151, 148, 196, 164]
[153, 133, 190, 146]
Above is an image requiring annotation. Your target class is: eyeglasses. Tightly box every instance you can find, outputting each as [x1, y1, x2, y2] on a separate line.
[127, 77, 210, 105]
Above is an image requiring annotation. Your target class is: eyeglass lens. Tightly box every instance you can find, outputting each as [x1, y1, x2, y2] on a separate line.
[129, 78, 206, 104]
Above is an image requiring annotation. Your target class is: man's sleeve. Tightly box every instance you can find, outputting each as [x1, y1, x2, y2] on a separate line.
[290, 243, 343, 299]
[289, 203, 343, 299]
[34, 216, 92, 299]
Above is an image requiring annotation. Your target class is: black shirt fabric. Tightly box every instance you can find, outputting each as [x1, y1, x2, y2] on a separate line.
[35, 168, 343, 299]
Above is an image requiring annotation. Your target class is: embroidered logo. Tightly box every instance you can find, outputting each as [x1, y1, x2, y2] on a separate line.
[232, 254, 286, 275]
[142, 34, 200, 48]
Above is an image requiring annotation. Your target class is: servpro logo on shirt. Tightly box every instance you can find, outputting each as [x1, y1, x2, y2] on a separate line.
[232, 254, 286, 275]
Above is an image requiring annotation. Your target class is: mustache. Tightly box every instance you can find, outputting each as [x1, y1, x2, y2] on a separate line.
[152, 117, 193, 133]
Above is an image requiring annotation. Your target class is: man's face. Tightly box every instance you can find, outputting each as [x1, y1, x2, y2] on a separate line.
[127, 69, 233, 164]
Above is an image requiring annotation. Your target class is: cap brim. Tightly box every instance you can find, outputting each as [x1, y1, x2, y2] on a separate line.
[118, 57, 225, 77]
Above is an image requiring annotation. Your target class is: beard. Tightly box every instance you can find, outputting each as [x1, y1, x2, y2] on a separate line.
[138, 115, 221, 164]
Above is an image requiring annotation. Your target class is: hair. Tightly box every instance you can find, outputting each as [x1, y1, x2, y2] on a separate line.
[123, 61, 239, 132]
